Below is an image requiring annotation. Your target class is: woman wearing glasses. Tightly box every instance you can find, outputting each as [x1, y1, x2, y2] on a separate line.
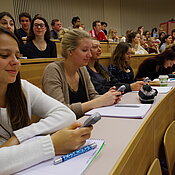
[23, 16, 57, 58]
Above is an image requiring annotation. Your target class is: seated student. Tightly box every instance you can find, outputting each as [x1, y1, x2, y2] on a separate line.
[86, 40, 144, 94]
[50, 19, 62, 39]
[42, 29, 121, 119]
[159, 34, 172, 53]
[107, 28, 119, 43]
[0, 11, 26, 55]
[101, 21, 108, 35]
[89, 20, 108, 41]
[17, 12, 31, 39]
[135, 45, 175, 80]
[108, 42, 144, 85]
[127, 32, 148, 55]
[0, 27, 93, 174]
[23, 16, 57, 58]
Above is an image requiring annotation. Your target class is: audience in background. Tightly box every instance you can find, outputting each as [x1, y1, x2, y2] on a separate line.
[101, 22, 108, 35]
[137, 26, 144, 36]
[120, 29, 133, 42]
[135, 45, 175, 80]
[107, 28, 119, 42]
[143, 30, 150, 41]
[42, 29, 120, 119]
[159, 34, 172, 53]
[0, 27, 93, 174]
[171, 29, 175, 43]
[50, 19, 62, 39]
[157, 31, 166, 44]
[89, 20, 108, 41]
[127, 32, 148, 54]
[68, 16, 81, 30]
[17, 12, 31, 39]
[23, 16, 57, 58]
[0, 11, 26, 55]
[147, 37, 160, 54]
[151, 27, 158, 38]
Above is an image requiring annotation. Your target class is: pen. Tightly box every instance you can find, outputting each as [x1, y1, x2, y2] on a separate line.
[115, 104, 140, 108]
[54, 143, 97, 165]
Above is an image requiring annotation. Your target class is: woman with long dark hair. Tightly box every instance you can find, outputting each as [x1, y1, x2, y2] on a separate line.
[135, 45, 175, 80]
[0, 27, 92, 174]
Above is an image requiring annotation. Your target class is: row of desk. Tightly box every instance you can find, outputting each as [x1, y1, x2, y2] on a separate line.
[19, 54, 172, 175]
[84, 84, 175, 175]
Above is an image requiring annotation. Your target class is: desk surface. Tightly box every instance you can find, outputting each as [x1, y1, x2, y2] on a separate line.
[81, 86, 174, 175]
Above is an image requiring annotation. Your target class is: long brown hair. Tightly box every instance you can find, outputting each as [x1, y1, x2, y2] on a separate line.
[111, 42, 131, 72]
[0, 27, 29, 130]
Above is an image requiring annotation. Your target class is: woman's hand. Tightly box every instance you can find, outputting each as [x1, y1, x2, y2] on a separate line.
[92, 89, 121, 108]
[130, 81, 144, 91]
[51, 122, 93, 155]
[0, 135, 20, 148]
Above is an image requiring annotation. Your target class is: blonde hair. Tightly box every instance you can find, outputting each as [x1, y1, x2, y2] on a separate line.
[107, 28, 117, 39]
[61, 29, 91, 58]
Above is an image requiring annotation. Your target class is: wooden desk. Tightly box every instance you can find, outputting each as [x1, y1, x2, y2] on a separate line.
[83, 86, 175, 175]
[20, 58, 63, 88]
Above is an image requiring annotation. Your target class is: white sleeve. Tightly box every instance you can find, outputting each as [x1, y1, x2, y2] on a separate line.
[14, 80, 76, 142]
[0, 135, 55, 175]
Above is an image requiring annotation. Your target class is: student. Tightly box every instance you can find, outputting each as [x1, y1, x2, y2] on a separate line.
[87, 40, 144, 94]
[101, 21, 108, 35]
[23, 16, 57, 58]
[17, 12, 31, 39]
[159, 34, 172, 53]
[127, 32, 148, 55]
[68, 16, 81, 29]
[50, 19, 62, 39]
[89, 20, 108, 41]
[0, 27, 92, 174]
[135, 45, 175, 80]
[107, 28, 119, 42]
[0, 11, 26, 55]
[42, 29, 121, 118]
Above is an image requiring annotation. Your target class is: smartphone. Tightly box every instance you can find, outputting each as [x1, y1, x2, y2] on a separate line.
[117, 85, 126, 92]
[82, 112, 101, 127]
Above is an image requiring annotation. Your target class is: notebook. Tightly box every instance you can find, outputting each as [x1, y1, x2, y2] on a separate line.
[85, 104, 151, 119]
[16, 138, 104, 175]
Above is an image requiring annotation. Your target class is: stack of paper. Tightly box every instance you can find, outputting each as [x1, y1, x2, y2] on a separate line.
[151, 86, 173, 94]
[16, 139, 104, 175]
[85, 104, 151, 119]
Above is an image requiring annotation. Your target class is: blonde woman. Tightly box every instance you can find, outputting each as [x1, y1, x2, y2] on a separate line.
[107, 28, 119, 42]
[42, 29, 121, 119]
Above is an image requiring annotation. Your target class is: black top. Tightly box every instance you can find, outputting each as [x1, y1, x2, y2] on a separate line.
[108, 64, 134, 84]
[17, 28, 28, 38]
[135, 59, 174, 80]
[23, 40, 57, 58]
[50, 30, 58, 39]
[69, 78, 88, 104]
[86, 64, 131, 95]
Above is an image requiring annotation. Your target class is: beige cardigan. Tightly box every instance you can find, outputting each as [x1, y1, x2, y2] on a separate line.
[42, 61, 99, 118]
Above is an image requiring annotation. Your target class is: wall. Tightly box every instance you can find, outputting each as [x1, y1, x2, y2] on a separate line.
[0, 0, 175, 35]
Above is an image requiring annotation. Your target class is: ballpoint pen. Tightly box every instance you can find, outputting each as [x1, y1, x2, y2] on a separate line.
[54, 143, 97, 165]
[115, 104, 140, 108]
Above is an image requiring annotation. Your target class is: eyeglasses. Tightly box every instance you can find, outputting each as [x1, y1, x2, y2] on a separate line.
[34, 23, 45, 28]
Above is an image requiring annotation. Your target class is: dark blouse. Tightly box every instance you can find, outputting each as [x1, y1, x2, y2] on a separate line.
[108, 65, 134, 84]
[69, 78, 88, 104]
[86, 64, 131, 95]
[135, 59, 174, 80]
[23, 40, 57, 58]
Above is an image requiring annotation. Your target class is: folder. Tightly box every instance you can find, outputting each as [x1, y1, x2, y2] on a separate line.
[85, 104, 152, 119]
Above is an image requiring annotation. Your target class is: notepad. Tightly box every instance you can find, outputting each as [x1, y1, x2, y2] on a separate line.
[151, 86, 173, 94]
[85, 104, 151, 119]
[16, 138, 104, 175]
